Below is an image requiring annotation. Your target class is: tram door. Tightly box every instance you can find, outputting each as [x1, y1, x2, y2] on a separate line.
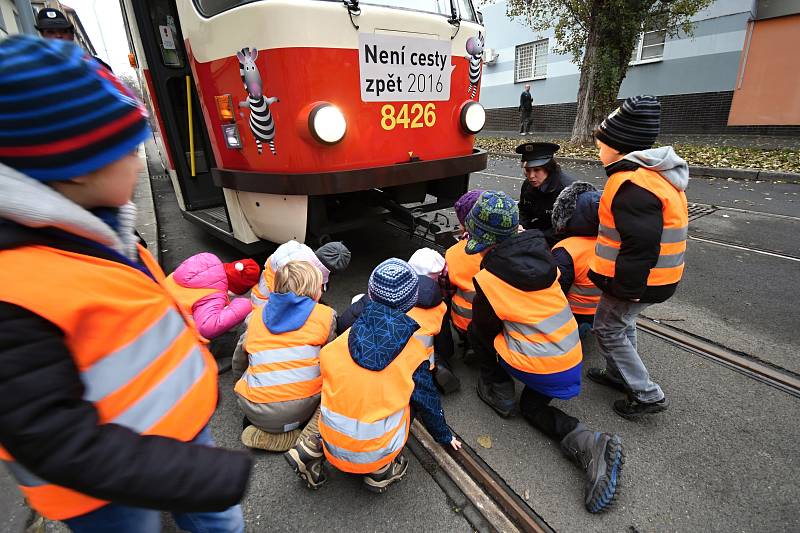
[131, 0, 223, 210]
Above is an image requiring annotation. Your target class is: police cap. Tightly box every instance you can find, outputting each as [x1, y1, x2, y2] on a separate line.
[35, 8, 74, 31]
[515, 142, 560, 168]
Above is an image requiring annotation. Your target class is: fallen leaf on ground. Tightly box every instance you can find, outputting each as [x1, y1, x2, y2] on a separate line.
[476, 435, 492, 449]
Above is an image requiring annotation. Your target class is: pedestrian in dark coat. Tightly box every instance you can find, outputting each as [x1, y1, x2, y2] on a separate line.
[519, 84, 533, 134]
[517, 142, 577, 244]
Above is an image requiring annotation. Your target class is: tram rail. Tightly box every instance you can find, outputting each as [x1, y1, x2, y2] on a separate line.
[637, 317, 800, 398]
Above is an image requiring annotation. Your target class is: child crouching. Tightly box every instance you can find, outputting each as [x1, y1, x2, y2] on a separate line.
[234, 260, 337, 451]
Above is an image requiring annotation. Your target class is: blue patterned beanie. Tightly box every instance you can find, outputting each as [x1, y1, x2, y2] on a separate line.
[465, 191, 519, 254]
[0, 36, 150, 181]
[368, 258, 419, 313]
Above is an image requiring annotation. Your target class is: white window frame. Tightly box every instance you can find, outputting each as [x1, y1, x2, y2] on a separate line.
[630, 28, 666, 66]
[514, 39, 548, 83]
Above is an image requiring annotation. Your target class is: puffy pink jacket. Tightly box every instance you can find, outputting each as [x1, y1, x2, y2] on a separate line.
[171, 252, 253, 339]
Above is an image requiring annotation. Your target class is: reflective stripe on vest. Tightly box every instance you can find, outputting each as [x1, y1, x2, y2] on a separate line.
[235, 303, 332, 405]
[552, 236, 602, 315]
[0, 245, 217, 520]
[445, 240, 483, 332]
[591, 167, 688, 286]
[319, 330, 427, 474]
[320, 405, 407, 465]
[474, 269, 582, 376]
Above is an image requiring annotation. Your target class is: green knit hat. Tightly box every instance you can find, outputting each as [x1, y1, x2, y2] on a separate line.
[465, 191, 519, 254]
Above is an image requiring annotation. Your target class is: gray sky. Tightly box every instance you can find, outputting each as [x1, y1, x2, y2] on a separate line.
[65, 0, 135, 77]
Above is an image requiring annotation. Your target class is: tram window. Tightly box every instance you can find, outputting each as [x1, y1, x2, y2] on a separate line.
[193, 1, 478, 22]
[193, 0, 259, 18]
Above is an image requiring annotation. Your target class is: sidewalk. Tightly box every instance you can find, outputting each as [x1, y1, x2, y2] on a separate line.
[480, 130, 800, 150]
[133, 140, 159, 262]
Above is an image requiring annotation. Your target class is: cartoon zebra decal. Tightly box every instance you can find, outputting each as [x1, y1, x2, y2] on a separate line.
[465, 32, 484, 100]
[236, 47, 279, 156]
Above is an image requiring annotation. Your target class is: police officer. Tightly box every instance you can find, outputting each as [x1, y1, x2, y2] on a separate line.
[517, 142, 577, 244]
[35, 8, 113, 72]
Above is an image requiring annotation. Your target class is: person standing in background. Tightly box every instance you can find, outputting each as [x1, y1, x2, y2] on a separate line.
[519, 84, 533, 135]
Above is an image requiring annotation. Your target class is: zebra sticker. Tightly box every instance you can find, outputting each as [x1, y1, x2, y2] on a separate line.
[236, 47, 279, 156]
[465, 32, 484, 100]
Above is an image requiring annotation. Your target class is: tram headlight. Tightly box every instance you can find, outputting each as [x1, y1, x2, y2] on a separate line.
[460, 101, 486, 134]
[221, 124, 242, 149]
[309, 103, 347, 144]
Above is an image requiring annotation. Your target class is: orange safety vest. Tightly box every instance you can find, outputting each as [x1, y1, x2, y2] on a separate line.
[474, 269, 582, 375]
[234, 302, 333, 405]
[445, 239, 483, 332]
[406, 302, 447, 369]
[552, 236, 602, 315]
[0, 245, 217, 521]
[161, 273, 218, 320]
[590, 167, 688, 286]
[250, 259, 275, 305]
[318, 330, 428, 474]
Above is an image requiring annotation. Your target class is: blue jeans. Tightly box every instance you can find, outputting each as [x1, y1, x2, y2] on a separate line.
[63, 428, 244, 533]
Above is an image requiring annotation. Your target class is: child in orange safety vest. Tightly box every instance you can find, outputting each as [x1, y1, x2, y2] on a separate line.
[285, 258, 461, 492]
[0, 36, 250, 531]
[466, 191, 624, 514]
[444, 189, 485, 362]
[589, 95, 688, 419]
[234, 260, 336, 452]
[549, 181, 603, 339]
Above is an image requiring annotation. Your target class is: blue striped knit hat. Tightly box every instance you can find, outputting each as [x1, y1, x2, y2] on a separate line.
[0, 36, 150, 181]
[465, 191, 519, 254]
[368, 258, 419, 313]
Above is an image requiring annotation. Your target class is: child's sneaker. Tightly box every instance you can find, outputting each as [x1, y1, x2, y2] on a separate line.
[284, 436, 326, 489]
[241, 425, 300, 452]
[363, 454, 409, 493]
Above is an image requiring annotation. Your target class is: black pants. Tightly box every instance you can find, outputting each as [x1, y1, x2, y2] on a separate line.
[473, 333, 579, 442]
[519, 109, 533, 133]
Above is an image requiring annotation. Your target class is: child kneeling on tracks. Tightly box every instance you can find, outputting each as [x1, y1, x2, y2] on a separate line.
[550, 182, 603, 339]
[164, 253, 260, 340]
[466, 191, 624, 513]
[0, 36, 250, 530]
[336, 249, 458, 394]
[234, 260, 336, 451]
[285, 258, 461, 492]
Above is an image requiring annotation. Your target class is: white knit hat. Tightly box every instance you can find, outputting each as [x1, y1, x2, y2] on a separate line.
[408, 248, 446, 279]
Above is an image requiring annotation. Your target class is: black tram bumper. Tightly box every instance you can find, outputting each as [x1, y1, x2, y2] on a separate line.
[210, 148, 487, 196]
[211, 149, 488, 249]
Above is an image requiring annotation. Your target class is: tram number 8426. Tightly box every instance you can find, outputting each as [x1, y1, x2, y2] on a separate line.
[381, 103, 437, 131]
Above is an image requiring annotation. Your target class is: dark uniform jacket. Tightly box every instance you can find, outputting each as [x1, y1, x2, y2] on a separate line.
[519, 167, 576, 243]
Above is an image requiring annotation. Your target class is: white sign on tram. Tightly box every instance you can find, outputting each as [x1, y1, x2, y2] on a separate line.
[359, 33, 455, 102]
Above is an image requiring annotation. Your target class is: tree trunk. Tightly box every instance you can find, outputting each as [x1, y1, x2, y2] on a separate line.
[571, 35, 599, 146]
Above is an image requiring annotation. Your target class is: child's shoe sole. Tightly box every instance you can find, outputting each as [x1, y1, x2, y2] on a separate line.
[284, 449, 326, 490]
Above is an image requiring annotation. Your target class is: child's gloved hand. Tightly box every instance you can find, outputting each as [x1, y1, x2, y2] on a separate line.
[450, 437, 462, 451]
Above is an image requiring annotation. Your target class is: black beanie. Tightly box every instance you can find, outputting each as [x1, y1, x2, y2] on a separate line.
[595, 95, 661, 153]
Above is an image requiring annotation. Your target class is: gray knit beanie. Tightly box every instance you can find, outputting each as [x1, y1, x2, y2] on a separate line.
[315, 242, 351, 273]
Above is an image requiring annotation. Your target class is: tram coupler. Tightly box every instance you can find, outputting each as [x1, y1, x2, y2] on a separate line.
[373, 189, 459, 252]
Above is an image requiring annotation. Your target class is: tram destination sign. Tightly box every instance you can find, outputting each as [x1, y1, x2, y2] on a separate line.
[359, 33, 455, 102]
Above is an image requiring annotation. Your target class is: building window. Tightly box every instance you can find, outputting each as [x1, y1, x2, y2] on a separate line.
[631, 29, 666, 64]
[515, 39, 548, 82]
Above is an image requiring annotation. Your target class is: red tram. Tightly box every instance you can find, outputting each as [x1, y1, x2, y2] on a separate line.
[121, 0, 488, 249]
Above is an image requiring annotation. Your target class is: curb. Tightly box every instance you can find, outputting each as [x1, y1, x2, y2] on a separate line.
[484, 151, 800, 183]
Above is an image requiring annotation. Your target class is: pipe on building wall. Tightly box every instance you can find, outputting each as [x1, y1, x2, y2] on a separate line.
[13, 0, 37, 35]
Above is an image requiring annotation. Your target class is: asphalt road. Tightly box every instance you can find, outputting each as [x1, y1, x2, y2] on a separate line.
[2, 151, 798, 532]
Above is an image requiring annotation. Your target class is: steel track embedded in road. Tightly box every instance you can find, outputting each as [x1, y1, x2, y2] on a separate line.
[637, 318, 800, 398]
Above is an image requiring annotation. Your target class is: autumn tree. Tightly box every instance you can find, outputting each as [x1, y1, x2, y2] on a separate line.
[504, 0, 712, 144]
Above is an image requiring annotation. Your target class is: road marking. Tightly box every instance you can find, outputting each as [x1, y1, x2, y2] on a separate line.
[716, 205, 800, 222]
[475, 171, 524, 182]
[689, 236, 800, 262]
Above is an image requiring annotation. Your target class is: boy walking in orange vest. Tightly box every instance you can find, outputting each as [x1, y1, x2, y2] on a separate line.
[589, 95, 689, 418]
[0, 37, 251, 531]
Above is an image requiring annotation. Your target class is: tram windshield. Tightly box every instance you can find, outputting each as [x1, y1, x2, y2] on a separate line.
[194, 0, 478, 22]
